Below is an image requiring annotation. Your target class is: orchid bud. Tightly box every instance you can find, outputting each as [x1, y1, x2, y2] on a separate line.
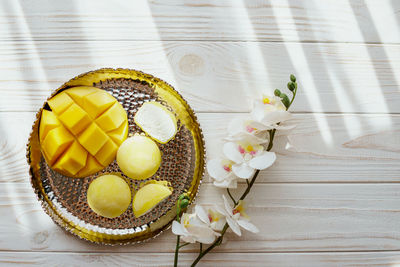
[274, 89, 281, 96]
[178, 194, 189, 201]
[290, 74, 296, 82]
[180, 199, 189, 209]
[287, 82, 295, 92]
[281, 93, 290, 108]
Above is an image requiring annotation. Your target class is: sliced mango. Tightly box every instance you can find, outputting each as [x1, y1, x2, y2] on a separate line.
[77, 155, 103, 177]
[83, 90, 116, 119]
[108, 120, 129, 146]
[94, 139, 118, 166]
[95, 102, 126, 132]
[47, 92, 74, 114]
[53, 141, 88, 176]
[58, 103, 91, 135]
[42, 125, 74, 165]
[77, 123, 109, 156]
[65, 86, 97, 107]
[132, 182, 172, 217]
[39, 110, 61, 142]
[39, 86, 129, 177]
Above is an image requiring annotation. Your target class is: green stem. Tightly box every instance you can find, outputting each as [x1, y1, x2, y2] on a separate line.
[226, 188, 237, 205]
[191, 224, 229, 267]
[200, 243, 203, 253]
[179, 242, 190, 249]
[174, 235, 180, 267]
[288, 85, 297, 109]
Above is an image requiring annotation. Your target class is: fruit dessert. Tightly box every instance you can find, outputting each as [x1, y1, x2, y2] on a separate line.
[116, 134, 161, 180]
[87, 174, 131, 218]
[134, 101, 177, 144]
[39, 86, 128, 177]
[132, 181, 173, 217]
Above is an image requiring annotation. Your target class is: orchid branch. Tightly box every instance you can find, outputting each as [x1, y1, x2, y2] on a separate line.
[173, 74, 298, 267]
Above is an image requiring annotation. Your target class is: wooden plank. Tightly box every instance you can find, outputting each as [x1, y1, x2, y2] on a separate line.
[1, 251, 400, 266]
[0, 0, 399, 43]
[2, 182, 400, 252]
[0, 41, 399, 113]
[1, 112, 399, 184]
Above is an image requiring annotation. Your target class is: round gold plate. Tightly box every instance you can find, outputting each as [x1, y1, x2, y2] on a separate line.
[26, 68, 205, 245]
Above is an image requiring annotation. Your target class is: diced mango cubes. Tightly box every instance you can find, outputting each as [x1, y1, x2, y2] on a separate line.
[39, 86, 129, 177]
[39, 110, 61, 142]
[53, 141, 88, 176]
[58, 103, 91, 135]
[95, 102, 127, 132]
[77, 123, 109, 156]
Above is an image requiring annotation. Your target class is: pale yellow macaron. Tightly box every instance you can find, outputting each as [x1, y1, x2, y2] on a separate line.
[87, 174, 131, 218]
[116, 134, 162, 180]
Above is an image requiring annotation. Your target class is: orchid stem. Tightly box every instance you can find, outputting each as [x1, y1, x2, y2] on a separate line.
[179, 242, 190, 249]
[226, 188, 237, 205]
[174, 235, 180, 267]
[200, 243, 203, 253]
[288, 84, 297, 109]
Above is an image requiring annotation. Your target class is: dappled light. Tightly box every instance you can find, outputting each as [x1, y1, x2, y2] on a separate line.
[0, 0, 399, 265]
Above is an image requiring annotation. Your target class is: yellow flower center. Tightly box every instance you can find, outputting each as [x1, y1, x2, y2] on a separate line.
[208, 210, 221, 222]
[183, 216, 190, 227]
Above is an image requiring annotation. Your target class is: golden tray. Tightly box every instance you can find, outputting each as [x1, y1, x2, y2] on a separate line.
[26, 68, 205, 245]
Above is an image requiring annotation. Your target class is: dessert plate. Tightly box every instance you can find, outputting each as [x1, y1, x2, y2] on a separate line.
[26, 68, 205, 244]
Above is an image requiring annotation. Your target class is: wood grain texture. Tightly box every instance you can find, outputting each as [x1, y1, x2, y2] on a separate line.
[1, 0, 399, 43]
[1, 251, 400, 267]
[1, 112, 399, 184]
[0, 41, 399, 113]
[2, 182, 400, 253]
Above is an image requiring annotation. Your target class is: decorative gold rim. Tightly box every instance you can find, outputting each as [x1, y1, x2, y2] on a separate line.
[26, 68, 206, 245]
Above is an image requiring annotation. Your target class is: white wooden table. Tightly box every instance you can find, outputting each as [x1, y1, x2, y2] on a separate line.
[1, 0, 400, 266]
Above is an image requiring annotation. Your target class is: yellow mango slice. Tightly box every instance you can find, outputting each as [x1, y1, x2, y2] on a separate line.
[65, 86, 97, 107]
[53, 141, 88, 176]
[42, 125, 74, 165]
[132, 182, 172, 217]
[39, 110, 61, 142]
[77, 123, 109, 156]
[83, 90, 116, 119]
[77, 155, 103, 177]
[39, 86, 129, 177]
[95, 102, 126, 132]
[58, 103, 91, 135]
[87, 174, 131, 218]
[47, 92, 74, 114]
[108, 120, 129, 146]
[116, 134, 161, 180]
[94, 139, 118, 166]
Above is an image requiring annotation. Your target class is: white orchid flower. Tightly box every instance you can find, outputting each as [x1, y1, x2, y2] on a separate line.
[207, 158, 239, 188]
[251, 94, 293, 129]
[225, 117, 270, 144]
[172, 212, 220, 244]
[215, 195, 259, 236]
[223, 140, 276, 179]
[195, 205, 226, 232]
